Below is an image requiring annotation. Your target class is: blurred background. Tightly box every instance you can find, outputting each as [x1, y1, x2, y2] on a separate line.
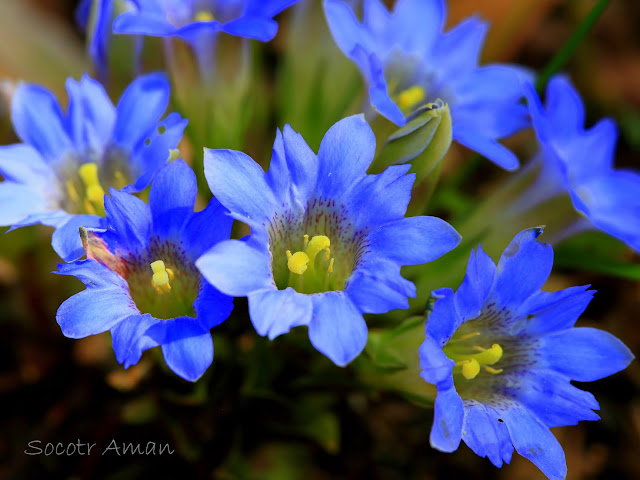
[0, 0, 639, 479]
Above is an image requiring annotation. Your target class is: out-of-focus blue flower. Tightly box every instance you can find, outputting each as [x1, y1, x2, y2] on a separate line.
[420, 228, 633, 479]
[75, 0, 115, 78]
[56, 160, 233, 382]
[196, 115, 461, 366]
[524, 75, 640, 251]
[323, 0, 530, 170]
[113, 0, 299, 44]
[0, 73, 187, 261]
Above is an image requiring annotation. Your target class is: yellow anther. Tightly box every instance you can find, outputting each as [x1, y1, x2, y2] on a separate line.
[168, 149, 181, 162]
[194, 10, 214, 22]
[460, 359, 480, 380]
[306, 235, 330, 266]
[470, 344, 503, 366]
[287, 250, 310, 275]
[150, 260, 172, 294]
[303, 234, 309, 248]
[78, 163, 101, 189]
[484, 366, 503, 375]
[328, 258, 334, 273]
[323, 247, 331, 261]
[86, 184, 105, 204]
[396, 85, 426, 111]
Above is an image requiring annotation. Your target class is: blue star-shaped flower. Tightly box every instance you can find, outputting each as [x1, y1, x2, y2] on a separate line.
[420, 228, 633, 479]
[524, 75, 640, 251]
[196, 115, 461, 366]
[0, 73, 187, 261]
[56, 160, 234, 382]
[324, 0, 530, 170]
[113, 0, 299, 44]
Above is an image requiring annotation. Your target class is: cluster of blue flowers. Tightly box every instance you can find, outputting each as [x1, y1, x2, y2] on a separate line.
[1, 0, 636, 478]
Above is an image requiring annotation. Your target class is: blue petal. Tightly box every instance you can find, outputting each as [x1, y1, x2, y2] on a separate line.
[245, 0, 298, 17]
[346, 255, 416, 314]
[507, 369, 600, 428]
[111, 313, 161, 368]
[316, 114, 376, 198]
[432, 17, 487, 78]
[367, 216, 461, 266]
[430, 385, 464, 452]
[516, 285, 594, 335]
[183, 197, 234, 261]
[490, 227, 553, 310]
[52, 214, 106, 261]
[112, 72, 171, 151]
[193, 282, 234, 330]
[425, 287, 463, 346]
[366, 53, 407, 126]
[308, 292, 368, 366]
[248, 287, 313, 339]
[324, 0, 376, 59]
[539, 327, 634, 382]
[104, 188, 152, 251]
[0, 144, 54, 185]
[454, 245, 496, 320]
[419, 333, 455, 386]
[65, 74, 115, 155]
[462, 400, 514, 468]
[148, 159, 197, 239]
[0, 182, 48, 226]
[203, 148, 278, 226]
[390, 0, 445, 55]
[56, 258, 124, 288]
[545, 75, 586, 139]
[56, 260, 138, 338]
[561, 118, 616, 185]
[113, 11, 178, 37]
[345, 164, 414, 230]
[195, 239, 274, 296]
[454, 129, 519, 171]
[363, 0, 391, 35]
[146, 317, 214, 382]
[130, 112, 188, 191]
[87, 0, 114, 77]
[221, 16, 278, 41]
[265, 126, 318, 212]
[501, 403, 567, 480]
[11, 83, 71, 163]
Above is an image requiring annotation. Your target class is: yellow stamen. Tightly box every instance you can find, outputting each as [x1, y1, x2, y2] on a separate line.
[194, 10, 214, 22]
[287, 250, 310, 275]
[460, 359, 480, 380]
[78, 163, 105, 212]
[328, 258, 334, 273]
[484, 366, 503, 375]
[150, 260, 172, 295]
[396, 85, 426, 111]
[470, 344, 503, 365]
[306, 235, 330, 267]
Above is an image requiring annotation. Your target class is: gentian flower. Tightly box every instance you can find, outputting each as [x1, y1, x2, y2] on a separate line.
[523, 75, 640, 251]
[0, 72, 187, 261]
[113, 0, 299, 44]
[75, 0, 115, 78]
[196, 115, 461, 366]
[420, 228, 633, 479]
[323, 0, 530, 170]
[56, 160, 234, 382]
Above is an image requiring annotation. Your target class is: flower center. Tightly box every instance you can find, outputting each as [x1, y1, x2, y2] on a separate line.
[285, 234, 335, 294]
[150, 260, 174, 295]
[443, 332, 504, 380]
[394, 85, 426, 113]
[65, 163, 107, 216]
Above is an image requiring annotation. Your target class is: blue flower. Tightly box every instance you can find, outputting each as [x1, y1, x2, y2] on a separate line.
[55, 160, 234, 382]
[524, 75, 640, 251]
[196, 115, 461, 366]
[420, 228, 633, 479]
[0, 73, 187, 261]
[75, 0, 115, 78]
[113, 0, 299, 44]
[323, 0, 530, 170]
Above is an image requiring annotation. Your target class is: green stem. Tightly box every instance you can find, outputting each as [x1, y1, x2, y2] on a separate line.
[536, 0, 611, 92]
